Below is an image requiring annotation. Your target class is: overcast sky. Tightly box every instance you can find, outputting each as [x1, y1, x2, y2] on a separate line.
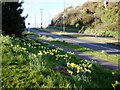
[22, 0, 88, 28]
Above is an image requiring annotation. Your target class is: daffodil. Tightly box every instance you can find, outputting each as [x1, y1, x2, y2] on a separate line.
[64, 58, 66, 60]
[33, 54, 36, 58]
[77, 67, 81, 73]
[70, 63, 76, 67]
[67, 62, 70, 66]
[17, 45, 20, 47]
[112, 71, 115, 75]
[88, 64, 92, 68]
[38, 51, 43, 55]
[67, 70, 73, 75]
[87, 69, 91, 73]
[56, 58, 58, 60]
[84, 59, 87, 62]
[22, 47, 26, 51]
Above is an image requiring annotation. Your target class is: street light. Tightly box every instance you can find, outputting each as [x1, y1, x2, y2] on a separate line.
[40, 9, 43, 29]
[63, 0, 66, 32]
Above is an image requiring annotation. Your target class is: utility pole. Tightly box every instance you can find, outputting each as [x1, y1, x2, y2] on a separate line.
[63, 0, 65, 32]
[40, 9, 43, 29]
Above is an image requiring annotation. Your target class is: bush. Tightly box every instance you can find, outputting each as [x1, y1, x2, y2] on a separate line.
[82, 15, 94, 25]
[101, 9, 117, 23]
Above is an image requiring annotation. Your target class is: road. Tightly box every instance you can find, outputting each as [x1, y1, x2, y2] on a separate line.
[28, 28, 120, 56]
[27, 32, 119, 72]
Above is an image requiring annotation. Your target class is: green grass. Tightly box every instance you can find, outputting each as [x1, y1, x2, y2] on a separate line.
[1, 34, 120, 89]
[47, 26, 80, 33]
[62, 34, 120, 47]
[53, 33, 119, 47]
[36, 28, 62, 33]
[23, 30, 39, 37]
[35, 28, 51, 33]
[107, 42, 120, 46]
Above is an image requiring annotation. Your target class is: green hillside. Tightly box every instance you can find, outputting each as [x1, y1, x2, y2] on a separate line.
[51, 1, 119, 38]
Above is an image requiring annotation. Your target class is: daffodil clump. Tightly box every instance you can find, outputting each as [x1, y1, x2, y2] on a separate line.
[39, 35, 55, 41]
[67, 60, 92, 74]
[1, 34, 120, 89]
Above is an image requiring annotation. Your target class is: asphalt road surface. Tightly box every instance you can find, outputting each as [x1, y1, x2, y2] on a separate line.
[28, 28, 120, 56]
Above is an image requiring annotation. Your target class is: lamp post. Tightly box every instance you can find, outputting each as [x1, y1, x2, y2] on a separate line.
[40, 9, 43, 29]
[63, 0, 65, 32]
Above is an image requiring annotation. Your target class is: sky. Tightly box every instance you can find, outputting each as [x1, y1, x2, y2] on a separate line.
[21, 0, 88, 28]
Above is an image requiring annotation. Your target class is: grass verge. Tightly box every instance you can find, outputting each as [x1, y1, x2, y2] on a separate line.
[1, 34, 120, 89]
[107, 42, 120, 46]
[57, 34, 119, 47]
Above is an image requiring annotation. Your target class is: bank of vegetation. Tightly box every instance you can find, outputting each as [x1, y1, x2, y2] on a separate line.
[1, 34, 120, 89]
[51, 1, 119, 38]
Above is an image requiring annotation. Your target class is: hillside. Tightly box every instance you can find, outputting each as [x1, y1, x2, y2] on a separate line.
[51, 1, 120, 38]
